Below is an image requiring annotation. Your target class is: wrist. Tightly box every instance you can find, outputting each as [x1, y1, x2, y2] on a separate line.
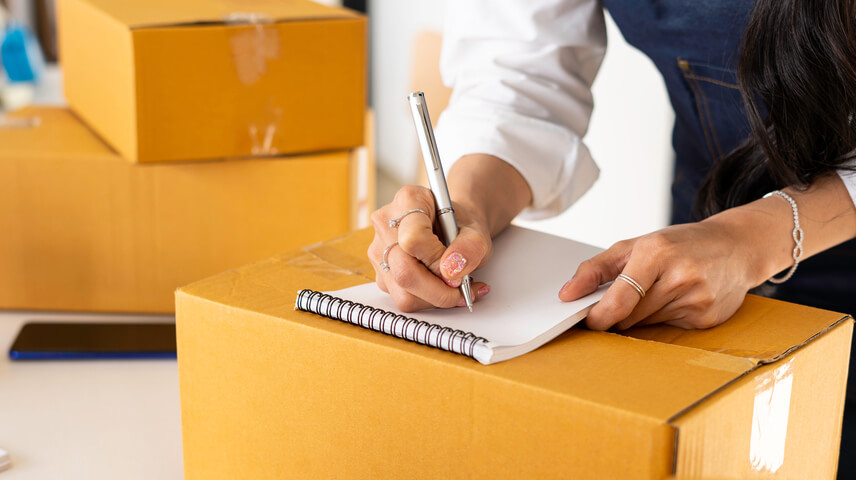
[702, 197, 798, 287]
[447, 154, 532, 235]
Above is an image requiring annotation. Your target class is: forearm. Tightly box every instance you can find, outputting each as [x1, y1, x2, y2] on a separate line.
[704, 173, 856, 286]
[447, 154, 532, 236]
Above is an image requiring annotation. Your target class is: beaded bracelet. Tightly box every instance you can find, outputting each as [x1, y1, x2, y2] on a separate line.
[763, 190, 804, 284]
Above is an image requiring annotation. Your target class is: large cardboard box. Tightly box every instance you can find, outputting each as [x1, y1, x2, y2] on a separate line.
[0, 107, 371, 313]
[176, 228, 853, 479]
[57, 0, 366, 163]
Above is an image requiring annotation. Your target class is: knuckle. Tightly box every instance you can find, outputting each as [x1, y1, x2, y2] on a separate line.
[684, 292, 716, 318]
[394, 185, 432, 207]
[393, 185, 415, 202]
[577, 259, 596, 274]
[397, 229, 424, 254]
[690, 313, 719, 329]
[471, 238, 489, 263]
[672, 263, 701, 288]
[585, 311, 611, 331]
[612, 239, 634, 252]
[366, 243, 380, 262]
[396, 296, 420, 313]
[598, 296, 629, 322]
[641, 233, 674, 259]
[391, 265, 417, 289]
[438, 290, 461, 309]
[697, 290, 716, 309]
[370, 209, 386, 229]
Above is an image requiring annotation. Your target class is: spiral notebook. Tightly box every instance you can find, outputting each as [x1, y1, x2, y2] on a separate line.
[295, 226, 609, 365]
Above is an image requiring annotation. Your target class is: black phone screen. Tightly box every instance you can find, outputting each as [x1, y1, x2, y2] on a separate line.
[8, 322, 177, 360]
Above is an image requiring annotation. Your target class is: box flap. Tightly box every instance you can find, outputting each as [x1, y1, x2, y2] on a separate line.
[621, 296, 848, 364]
[0, 107, 115, 159]
[78, 0, 361, 30]
[182, 229, 811, 423]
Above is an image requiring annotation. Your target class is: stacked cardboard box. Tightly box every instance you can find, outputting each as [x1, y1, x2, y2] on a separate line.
[0, 0, 370, 313]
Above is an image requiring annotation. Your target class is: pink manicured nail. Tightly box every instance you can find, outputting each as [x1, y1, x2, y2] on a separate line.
[477, 285, 490, 297]
[444, 278, 462, 288]
[442, 253, 467, 277]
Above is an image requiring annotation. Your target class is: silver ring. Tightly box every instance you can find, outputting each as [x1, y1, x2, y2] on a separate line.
[379, 242, 399, 272]
[617, 273, 646, 298]
[388, 209, 430, 229]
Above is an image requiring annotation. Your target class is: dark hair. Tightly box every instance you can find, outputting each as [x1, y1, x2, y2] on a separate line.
[695, 0, 856, 218]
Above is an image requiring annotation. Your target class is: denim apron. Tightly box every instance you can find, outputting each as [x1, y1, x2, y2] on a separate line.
[600, 0, 856, 474]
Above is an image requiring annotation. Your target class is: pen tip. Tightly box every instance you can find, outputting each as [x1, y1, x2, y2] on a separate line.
[468, 305, 473, 313]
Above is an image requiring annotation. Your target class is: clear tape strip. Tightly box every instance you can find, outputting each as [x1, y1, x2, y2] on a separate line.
[0, 116, 41, 129]
[750, 359, 794, 473]
[225, 12, 281, 156]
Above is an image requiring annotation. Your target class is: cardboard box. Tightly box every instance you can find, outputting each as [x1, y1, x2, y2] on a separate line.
[176, 228, 853, 479]
[57, 0, 366, 163]
[0, 106, 372, 313]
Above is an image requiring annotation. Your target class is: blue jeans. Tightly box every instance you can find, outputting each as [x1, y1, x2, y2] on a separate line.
[602, 0, 856, 476]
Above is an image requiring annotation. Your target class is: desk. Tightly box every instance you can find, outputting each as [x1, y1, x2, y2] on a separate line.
[0, 311, 183, 479]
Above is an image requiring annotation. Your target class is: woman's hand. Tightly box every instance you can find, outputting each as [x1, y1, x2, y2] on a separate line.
[367, 154, 533, 313]
[560, 174, 856, 330]
[368, 185, 492, 312]
[559, 220, 757, 330]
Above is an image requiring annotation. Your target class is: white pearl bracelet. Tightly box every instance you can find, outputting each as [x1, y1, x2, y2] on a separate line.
[763, 190, 804, 284]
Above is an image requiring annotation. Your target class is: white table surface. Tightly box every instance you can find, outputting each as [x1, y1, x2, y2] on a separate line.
[0, 310, 184, 479]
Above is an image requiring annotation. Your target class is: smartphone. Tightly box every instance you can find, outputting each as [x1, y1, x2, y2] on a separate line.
[8, 322, 176, 360]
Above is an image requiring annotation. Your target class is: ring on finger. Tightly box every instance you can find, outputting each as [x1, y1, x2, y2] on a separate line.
[617, 273, 646, 298]
[388, 209, 430, 229]
[379, 241, 399, 272]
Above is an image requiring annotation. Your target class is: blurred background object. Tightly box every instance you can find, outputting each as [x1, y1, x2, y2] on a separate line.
[0, 0, 61, 111]
[2, 22, 45, 82]
[34, 0, 56, 61]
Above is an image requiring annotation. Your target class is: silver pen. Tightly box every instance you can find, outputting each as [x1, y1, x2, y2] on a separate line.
[407, 91, 475, 312]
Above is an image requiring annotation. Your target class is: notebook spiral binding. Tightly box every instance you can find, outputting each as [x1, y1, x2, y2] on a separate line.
[295, 289, 487, 359]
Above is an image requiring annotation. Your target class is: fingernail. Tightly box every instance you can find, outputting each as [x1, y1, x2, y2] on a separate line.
[444, 277, 462, 288]
[442, 252, 467, 277]
[559, 279, 573, 294]
[477, 285, 490, 297]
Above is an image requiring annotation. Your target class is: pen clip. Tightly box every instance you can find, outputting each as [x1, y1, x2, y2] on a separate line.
[408, 92, 441, 171]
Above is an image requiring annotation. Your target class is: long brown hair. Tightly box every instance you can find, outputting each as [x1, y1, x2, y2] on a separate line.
[695, 0, 856, 218]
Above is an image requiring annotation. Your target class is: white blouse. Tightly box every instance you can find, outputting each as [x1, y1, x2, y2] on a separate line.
[433, 0, 856, 219]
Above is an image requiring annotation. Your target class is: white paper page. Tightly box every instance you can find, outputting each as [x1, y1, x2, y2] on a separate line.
[325, 226, 606, 347]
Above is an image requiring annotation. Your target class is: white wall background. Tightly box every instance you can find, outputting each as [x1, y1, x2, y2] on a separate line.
[371, 1, 675, 248]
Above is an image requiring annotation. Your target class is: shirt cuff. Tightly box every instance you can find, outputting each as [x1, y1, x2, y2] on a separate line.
[837, 159, 856, 209]
[435, 106, 599, 220]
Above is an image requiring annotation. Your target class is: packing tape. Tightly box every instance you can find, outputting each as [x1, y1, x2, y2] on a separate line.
[750, 359, 793, 474]
[283, 250, 367, 281]
[0, 116, 40, 129]
[225, 12, 282, 156]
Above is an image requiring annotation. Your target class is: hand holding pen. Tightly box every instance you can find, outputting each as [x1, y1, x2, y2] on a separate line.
[366, 93, 493, 312]
[407, 92, 475, 311]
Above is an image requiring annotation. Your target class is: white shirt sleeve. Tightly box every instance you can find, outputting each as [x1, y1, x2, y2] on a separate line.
[434, 0, 606, 220]
[837, 158, 856, 209]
